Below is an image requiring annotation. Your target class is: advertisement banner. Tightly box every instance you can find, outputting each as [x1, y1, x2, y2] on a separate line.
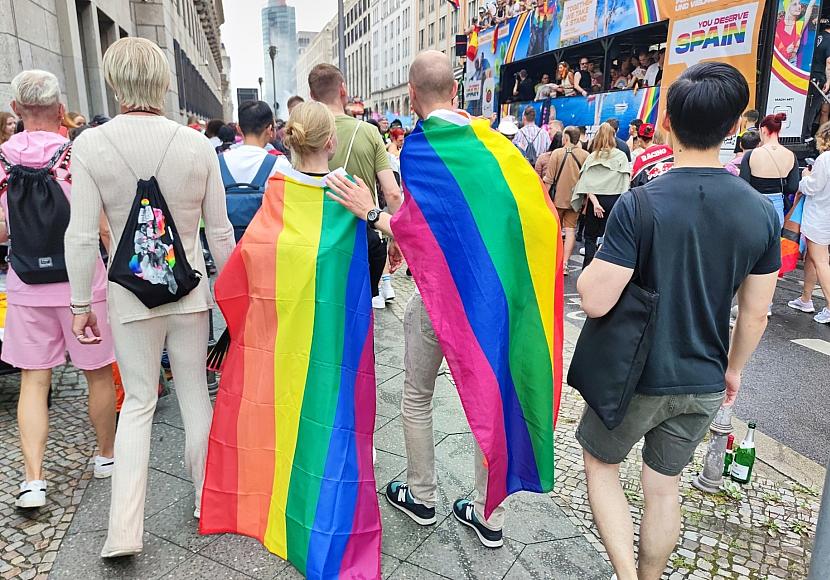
[465, 80, 482, 101]
[659, 0, 767, 125]
[765, 0, 819, 138]
[561, 0, 598, 41]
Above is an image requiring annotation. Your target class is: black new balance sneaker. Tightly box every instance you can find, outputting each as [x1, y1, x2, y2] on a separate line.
[452, 498, 503, 548]
[385, 481, 436, 526]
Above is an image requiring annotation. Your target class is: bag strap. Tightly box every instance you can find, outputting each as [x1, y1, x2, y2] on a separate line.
[550, 149, 571, 192]
[250, 154, 278, 189]
[343, 121, 362, 171]
[632, 186, 655, 285]
[755, 147, 787, 192]
[218, 153, 235, 186]
[100, 125, 181, 181]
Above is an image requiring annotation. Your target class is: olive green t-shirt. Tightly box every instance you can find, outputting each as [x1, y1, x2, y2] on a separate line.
[329, 115, 390, 202]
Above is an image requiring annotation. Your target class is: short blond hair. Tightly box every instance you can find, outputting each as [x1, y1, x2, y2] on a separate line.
[11, 70, 61, 110]
[284, 101, 336, 167]
[103, 37, 169, 111]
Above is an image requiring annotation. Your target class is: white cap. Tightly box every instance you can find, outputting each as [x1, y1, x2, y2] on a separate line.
[497, 117, 519, 137]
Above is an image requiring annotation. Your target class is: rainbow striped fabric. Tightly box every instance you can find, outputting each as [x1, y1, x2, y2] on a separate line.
[391, 112, 564, 518]
[200, 169, 381, 579]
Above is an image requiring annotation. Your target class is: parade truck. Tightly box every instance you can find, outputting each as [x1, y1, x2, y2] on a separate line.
[464, 0, 829, 154]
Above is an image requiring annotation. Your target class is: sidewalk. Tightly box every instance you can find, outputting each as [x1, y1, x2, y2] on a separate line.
[0, 274, 822, 579]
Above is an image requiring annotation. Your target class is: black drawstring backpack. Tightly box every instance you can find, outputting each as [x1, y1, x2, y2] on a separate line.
[102, 127, 202, 309]
[0, 143, 73, 284]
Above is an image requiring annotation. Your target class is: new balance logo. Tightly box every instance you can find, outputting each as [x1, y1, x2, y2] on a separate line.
[38, 257, 53, 268]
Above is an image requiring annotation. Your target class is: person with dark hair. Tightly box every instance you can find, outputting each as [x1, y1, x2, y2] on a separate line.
[626, 118, 643, 151]
[219, 101, 290, 239]
[733, 109, 760, 153]
[574, 58, 592, 97]
[534, 129, 563, 178]
[215, 125, 236, 153]
[605, 117, 631, 161]
[543, 125, 588, 272]
[739, 112, 798, 228]
[575, 61, 780, 580]
[512, 69, 535, 102]
[205, 119, 225, 149]
[725, 130, 760, 176]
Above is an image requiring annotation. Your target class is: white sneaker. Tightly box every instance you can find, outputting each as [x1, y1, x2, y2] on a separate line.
[94, 456, 114, 479]
[372, 295, 386, 309]
[373, 445, 377, 466]
[788, 297, 816, 313]
[579, 247, 585, 256]
[380, 276, 396, 302]
[194, 507, 200, 519]
[815, 307, 830, 324]
[16, 480, 46, 508]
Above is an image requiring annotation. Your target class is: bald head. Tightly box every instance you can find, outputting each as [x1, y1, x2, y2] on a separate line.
[409, 51, 456, 117]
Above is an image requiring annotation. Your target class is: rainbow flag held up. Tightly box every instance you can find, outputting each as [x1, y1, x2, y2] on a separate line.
[200, 169, 381, 579]
[391, 113, 564, 519]
[780, 194, 805, 276]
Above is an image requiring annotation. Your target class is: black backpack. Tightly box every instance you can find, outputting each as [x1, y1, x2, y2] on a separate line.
[0, 143, 72, 284]
[102, 127, 202, 309]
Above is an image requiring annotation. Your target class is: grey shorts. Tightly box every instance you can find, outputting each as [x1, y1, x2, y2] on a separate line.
[576, 390, 725, 476]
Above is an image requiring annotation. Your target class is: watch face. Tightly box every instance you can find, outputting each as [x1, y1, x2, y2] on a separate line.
[367, 209, 380, 222]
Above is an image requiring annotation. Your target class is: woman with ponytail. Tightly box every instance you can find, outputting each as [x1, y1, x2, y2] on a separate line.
[739, 112, 799, 228]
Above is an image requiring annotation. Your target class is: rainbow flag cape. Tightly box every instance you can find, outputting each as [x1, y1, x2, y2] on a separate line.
[780, 194, 805, 276]
[391, 114, 564, 518]
[200, 169, 381, 579]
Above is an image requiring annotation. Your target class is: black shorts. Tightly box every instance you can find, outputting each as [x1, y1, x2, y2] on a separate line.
[367, 226, 387, 297]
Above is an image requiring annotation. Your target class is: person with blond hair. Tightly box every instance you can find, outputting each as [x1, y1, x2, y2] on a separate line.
[0, 70, 116, 509]
[65, 37, 235, 558]
[796, 121, 830, 323]
[572, 122, 631, 266]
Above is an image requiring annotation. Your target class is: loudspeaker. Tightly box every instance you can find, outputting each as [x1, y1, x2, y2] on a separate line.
[455, 35, 467, 58]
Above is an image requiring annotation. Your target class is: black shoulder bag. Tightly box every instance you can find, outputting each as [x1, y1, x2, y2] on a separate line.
[567, 186, 659, 430]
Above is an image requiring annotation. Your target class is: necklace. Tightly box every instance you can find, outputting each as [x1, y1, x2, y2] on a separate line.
[125, 108, 161, 116]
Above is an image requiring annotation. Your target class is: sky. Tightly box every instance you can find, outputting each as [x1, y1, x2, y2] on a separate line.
[222, 0, 338, 111]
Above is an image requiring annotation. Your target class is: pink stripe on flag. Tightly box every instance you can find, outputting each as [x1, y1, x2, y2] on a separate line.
[339, 328, 382, 577]
[392, 192, 509, 518]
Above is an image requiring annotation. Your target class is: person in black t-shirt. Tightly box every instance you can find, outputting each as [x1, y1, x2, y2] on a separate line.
[807, 19, 830, 137]
[575, 62, 780, 580]
[512, 69, 535, 102]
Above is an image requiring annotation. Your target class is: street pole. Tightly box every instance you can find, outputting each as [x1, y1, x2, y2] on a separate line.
[269, 45, 278, 116]
[338, 0, 347, 77]
[808, 460, 830, 579]
[258, 77, 263, 101]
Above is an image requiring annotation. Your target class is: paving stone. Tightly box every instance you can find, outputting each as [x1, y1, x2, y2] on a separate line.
[431, 433, 477, 512]
[68, 468, 193, 535]
[160, 553, 247, 579]
[374, 415, 447, 459]
[153, 394, 185, 430]
[378, 493, 445, 561]
[376, 346, 406, 370]
[503, 492, 581, 544]
[148, 422, 190, 481]
[388, 561, 449, 579]
[50, 530, 190, 579]
[144, 494, 218, 552]
[408, 516, 523, 579]
[197, 533, 288, 579]
[374, 450, 407, 493]
[504, 537, 612, 579]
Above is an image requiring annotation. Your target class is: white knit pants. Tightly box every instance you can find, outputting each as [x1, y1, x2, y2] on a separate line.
[102, 311, 213, 554]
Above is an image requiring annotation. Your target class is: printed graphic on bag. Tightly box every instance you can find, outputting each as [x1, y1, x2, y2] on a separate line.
[128, 197, 179, 295]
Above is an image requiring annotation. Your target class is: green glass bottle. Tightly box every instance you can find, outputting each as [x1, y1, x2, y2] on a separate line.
[730, 423, 757, 484]
[723, 434, 735, 477]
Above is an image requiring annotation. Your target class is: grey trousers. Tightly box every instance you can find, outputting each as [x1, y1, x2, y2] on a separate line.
[402, 294, 505, 530]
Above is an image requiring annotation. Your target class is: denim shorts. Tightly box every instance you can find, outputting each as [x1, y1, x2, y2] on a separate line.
[576, 390, 725, 476]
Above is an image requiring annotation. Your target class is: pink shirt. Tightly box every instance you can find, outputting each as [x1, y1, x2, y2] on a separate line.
[0, 131, 108, 307]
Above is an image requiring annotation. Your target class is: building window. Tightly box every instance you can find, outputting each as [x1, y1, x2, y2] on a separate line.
[440, 16, 446, 40]
[428, 23, 434, 45]
[418, 0, 424, 18]
[419, 29, 424, 50]
[429, 0, 435, 13]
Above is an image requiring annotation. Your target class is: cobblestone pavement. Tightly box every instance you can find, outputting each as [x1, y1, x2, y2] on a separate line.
[0, 274, 822, 579]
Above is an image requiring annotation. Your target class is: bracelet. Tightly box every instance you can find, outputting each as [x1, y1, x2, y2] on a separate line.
[70, 304, 92, 315]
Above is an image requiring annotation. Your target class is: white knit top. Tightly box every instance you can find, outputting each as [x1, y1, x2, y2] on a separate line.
[65, 115, 235, 323]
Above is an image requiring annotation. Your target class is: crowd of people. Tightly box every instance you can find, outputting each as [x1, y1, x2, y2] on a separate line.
[1, 30, 829, 580]
[473, 0, 540, 29]
[511, 48, 665, 103]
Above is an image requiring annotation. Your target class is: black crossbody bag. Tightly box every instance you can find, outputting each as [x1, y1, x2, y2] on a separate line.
[567, 186, 659, 430]
[548, 148, 582, 200]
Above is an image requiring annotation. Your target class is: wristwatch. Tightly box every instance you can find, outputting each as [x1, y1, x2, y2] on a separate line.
[70, 303, 92, 315]
[366, 208, 382, 229]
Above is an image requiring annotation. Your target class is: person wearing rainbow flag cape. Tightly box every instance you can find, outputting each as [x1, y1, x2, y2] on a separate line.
[326, 50, 564, 549]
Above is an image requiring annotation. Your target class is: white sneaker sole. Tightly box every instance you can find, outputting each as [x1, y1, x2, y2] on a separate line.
[385, 493, 436, 526]
[815, 317, 830, 325]
[453, 509, 503, 548]
[101, 547, 142, 558]
[788, 303, 815, 313]
[94, 468, 113, 479]
[15, 493, 45, 509]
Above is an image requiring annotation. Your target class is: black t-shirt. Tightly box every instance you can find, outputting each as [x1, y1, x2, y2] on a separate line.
[517, 77, 535, 101]
[812, 31, 830, 82]
[596, 168, 781, 395]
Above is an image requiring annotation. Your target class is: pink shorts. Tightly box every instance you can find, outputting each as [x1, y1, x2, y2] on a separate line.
[2, 302, 116, 371]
